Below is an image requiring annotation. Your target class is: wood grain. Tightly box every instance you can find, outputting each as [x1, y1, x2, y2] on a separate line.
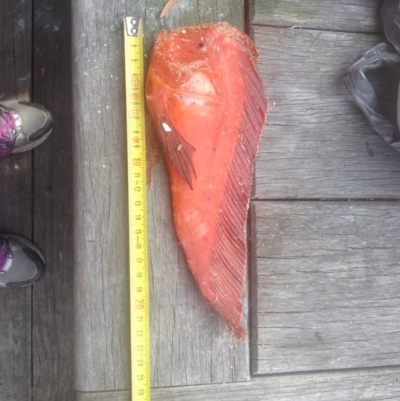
[0, 0, 33, 101]
[251, 201, 400, 374]
[71, 0, 131, 391]
[249, 0, 382, 33]
[153, 368, 400, 400]
[76, 390, 131, 401]
[148, 164, 249, 387]
[0, 1, 33, 400]
[76, 367, 400, 401]
[31, 0, 75, 400]
[71, 0, 247, 392]
[0, 288, 32, 401]
[147, 2, 248, 384]
[252, 25, 400, 199]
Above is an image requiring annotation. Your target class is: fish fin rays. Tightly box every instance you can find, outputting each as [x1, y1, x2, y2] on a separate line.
[204, 136, 251, 339]
[238, 49, 269, 139]
[155, 114, 197, 189]
[202, 46, 268, 339]
[206, 163, 249, 338]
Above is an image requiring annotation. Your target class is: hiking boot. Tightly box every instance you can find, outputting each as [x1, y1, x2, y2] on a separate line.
[0, 100, 53, 157]
[0, 234, 46, 288]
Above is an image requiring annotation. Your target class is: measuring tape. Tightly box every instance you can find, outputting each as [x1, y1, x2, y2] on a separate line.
[124, 16, 151, 401]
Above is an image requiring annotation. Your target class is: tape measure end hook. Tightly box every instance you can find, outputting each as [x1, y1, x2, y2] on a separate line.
[125, 16, 141, 37]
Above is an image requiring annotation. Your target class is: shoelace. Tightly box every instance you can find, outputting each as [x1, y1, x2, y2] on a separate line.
[0, 237, 12, 273]
[0, 105, 19, 156]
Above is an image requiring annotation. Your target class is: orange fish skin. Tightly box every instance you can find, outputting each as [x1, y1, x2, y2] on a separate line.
[146, 22, 268, 339]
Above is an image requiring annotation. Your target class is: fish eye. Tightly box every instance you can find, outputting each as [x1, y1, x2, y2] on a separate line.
[198, 42, 205, 49]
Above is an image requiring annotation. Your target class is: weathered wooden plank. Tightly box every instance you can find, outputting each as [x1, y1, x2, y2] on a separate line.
[76, 367, 400, 401]
[0, 288, 32, 401]
[71, 1, 130, 389]
[154, 368, 400, 400]
[147, 2, 248, 386]
[148, 164, 249, 387]
[0, 1, 33, 400]
[146, 2, 248, 386]
[251, 201, 400, 374]
[72, 0, 247, 392]
[1, 0, 33, 100]
[252, 26, 400, 199]
[250, 0, 382, 33]
[31, 0, 75, 400]
[75, 390, 130, 401]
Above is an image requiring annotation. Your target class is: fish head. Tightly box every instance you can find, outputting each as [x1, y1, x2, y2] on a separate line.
[150, 25, 221, 97]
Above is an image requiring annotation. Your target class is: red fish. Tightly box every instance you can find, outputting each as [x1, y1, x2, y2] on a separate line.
[146, 22, 268, 339]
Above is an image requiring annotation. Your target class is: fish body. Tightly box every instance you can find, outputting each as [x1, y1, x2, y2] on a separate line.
[146, 22, 268, 339]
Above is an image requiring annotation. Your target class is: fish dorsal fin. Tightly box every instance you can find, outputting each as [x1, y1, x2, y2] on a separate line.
[203, 31, 268, 339]
[154, 113, 197, 189]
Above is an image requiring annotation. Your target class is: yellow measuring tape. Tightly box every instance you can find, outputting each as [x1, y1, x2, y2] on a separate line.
[124, 17, 151, 401]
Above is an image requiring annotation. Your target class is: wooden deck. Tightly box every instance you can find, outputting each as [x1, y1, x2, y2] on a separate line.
[2, 0, 400, 400]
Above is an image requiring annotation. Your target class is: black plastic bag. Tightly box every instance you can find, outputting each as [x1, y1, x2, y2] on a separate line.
[344, 0, 400, 151]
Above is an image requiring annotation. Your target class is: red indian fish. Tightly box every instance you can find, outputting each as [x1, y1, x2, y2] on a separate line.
[146, 22, 268, 339]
